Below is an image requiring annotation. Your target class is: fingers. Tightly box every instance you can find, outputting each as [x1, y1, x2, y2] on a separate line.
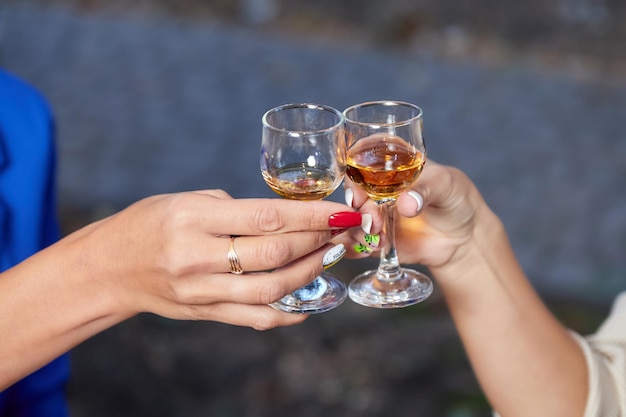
[333, 228, 381, 259]
[169, 242, 347, 306]
[182, 302, 309, 330]
[180, 229, 344, 274]
[188, 194, 365, 236]
[396, 161, 454, 218]
[341, 161, 450, 256]
[397, 190, 424, 218]
[344, 160, 446, 219]
[340, 178, 385, 258]
[343, 182, 381, 234]
[220, 231, 329, 273]
[343, 177, 370, 210]
[191, 189, 234, 199]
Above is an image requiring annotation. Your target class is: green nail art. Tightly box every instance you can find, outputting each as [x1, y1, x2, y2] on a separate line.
[364, 234, 380, 247]
[354, 243, 373, 253]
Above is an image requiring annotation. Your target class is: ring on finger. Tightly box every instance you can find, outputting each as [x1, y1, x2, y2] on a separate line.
[227, 236, 244, 275]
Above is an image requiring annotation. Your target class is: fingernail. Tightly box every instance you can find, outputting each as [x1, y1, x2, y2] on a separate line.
[328, 211, 362, 228]
[361, 213, 372, 234]
[408, 191, 424, 213]
[323, 244, 346, 269]
[345, 188, 354, 208]
[331, 228, 348, 237]
[364, 234, 380, 248]
[353, 243, 374, 253]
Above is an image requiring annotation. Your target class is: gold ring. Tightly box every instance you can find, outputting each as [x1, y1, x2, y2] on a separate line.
[227, 236, 244, 274]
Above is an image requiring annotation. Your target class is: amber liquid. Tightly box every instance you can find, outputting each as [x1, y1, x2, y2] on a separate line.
[346, 135, 424, 199]
[262, 164, 338, 200]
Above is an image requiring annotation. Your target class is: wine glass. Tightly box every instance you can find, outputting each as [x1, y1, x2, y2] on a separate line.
[343, 100, 433, 308]
[260, 103, 348, 314]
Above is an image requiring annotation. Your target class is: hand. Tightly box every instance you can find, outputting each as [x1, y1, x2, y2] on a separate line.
[1, 189, 366, 388]
[62, 190, 361, 330]
[343, 162, 590, 417]
[343, 161, 491, 269]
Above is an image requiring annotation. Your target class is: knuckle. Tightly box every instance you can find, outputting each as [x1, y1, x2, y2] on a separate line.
[210, 189, 230, 198]
[296, 251, 324, 281]
[159, 242, 191, 278]
[258, 238, 293, 268]
[161, 194, 196, 230]
[251, 205, 287, 233]
[163, 280, 187, 305]
[251, 315, 280, 331]
[303, 263, 323, 285]
[312, 230, 329, 248]
[255, 280, 288, 305]
[294, 204, 327, 231]
[251, 308, 308, 331]
[180, 304, 204, 321]
[303, 207, 325, 230]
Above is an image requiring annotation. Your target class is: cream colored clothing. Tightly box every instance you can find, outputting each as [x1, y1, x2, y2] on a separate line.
[494, 292, 626, 417]
[577, 291, 626, 417]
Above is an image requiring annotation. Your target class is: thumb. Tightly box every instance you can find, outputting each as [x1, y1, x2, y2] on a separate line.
[397, 160, 451, 218]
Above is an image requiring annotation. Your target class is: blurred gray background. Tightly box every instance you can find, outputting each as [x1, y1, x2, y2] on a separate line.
[1, 0, 625, 416]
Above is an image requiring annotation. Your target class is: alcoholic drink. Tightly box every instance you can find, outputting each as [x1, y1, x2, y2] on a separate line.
[262, 164, 338, 200]
[346, 134, 424, 199]
[343, 101, 433, 309]
[259, 103, 348, 314]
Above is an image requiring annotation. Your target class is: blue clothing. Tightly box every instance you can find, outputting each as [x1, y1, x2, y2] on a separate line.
[0, 69, 70, 416]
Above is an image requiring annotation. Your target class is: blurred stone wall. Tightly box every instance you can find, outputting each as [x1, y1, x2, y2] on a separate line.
[1, 1, 625, 300]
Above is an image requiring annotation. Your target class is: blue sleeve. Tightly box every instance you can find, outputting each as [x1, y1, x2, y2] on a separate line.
[0, 68, 70, 417]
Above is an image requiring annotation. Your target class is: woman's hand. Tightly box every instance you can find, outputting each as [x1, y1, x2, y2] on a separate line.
[1, 189, 365, 388]
[68, 189, 364, 329]
[342, 161, 493, 270]
[342, 161, 590, 417]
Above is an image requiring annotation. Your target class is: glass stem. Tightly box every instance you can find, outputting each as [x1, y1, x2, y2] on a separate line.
[376, 198, 403, 282]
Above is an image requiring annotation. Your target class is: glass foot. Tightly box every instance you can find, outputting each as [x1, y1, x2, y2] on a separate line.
[348, 268, 433, 308]
[270, 272, 347, 314]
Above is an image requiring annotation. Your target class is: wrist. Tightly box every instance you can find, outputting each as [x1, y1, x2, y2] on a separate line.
[61, 224, 136, 323]
[428, 201, 539, 319]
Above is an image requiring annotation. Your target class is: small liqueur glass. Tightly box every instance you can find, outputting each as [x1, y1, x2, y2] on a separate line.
[260, 103, 348, 313]
[343, 100, 433, 308]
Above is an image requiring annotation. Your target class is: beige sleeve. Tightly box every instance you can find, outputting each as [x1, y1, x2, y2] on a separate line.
[574, 292, 626, 417]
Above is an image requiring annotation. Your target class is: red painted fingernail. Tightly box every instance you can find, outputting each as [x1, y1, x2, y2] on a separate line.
[328, 212, 362, 228]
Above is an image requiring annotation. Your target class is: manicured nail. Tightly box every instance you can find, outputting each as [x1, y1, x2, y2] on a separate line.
[408, 191, 424, 213]
[328, 211, 362, 228]
[323, 244, 346, 268]
[353, 243, 374, 254]
[361, 213, 372, 234]
[364, 234, 380, 248]
[345, 188, 354, 208]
